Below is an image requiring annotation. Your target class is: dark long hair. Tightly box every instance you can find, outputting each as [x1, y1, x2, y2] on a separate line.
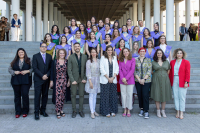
[89, 48, 98, 63]
[112, 20, 120, 29]
[122, 25, 128, 33]
[158, 35, 167, 45]
[145, 39, 154, 48]
[88, 31, 96, 40]
[51, 25, 60, 35]
[79, 23, 88, 39]
[10, 48, 30, 67]
[91, 16, 97, 25]
[104, 45, 114, 59]
[63, 26, 71, 34]
[86, 20, 92, 28]
[60, 35, 67, 45]
[71, 18, 77, 26]
[143, 28, 151, 37]
[154, 22, 160, 32]
[153, 49, 166, 62]
[43, 33, 53, 43]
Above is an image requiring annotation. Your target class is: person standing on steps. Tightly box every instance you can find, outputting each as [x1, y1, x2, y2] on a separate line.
[32, 42, 52, 120]
[67, 42, 88, 118]
[85, 48, 100, 119]
[8, 48, 32, 118]
[169, 48, 191, 120]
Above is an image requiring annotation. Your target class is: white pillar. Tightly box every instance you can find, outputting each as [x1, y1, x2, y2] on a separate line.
[11, 0, 20, 16]
[43, 0, 48, 36]
[119, 18, 121, 27]
[66, 19, 69, 26]
[33, 16, 36, 41]
[145, 0, 151, 29]
[133, 2, 138, 26]
[129, 7, 133, 21]
[138, 0, 143, 21]
[185, 0, 191, 29]
[26, 0, 32, 41]
[166, 0, 174, 41]
[123, 14, 126, 25]
[49, 2, 53, 32]
[154, 0, 160, 24]
[54, 7, 58, 25]
[36, 0, 42, 41]
[58, 11, 61, 29]
[151, 16, 154, 31]
[126, 11, 129, 20]
[175, 3, 179, 41]
[160, 11, 163, 32]
[22, 10, 26, 41]
[6, 2, 10, 21]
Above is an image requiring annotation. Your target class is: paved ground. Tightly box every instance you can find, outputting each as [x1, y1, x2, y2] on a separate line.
[0, 112, 199, 133]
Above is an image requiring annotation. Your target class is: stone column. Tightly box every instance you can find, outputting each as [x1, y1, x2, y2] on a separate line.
[154, 0, 160, 24]
[133, 2, 138, 26]
[175, 2, 180, 41]
[145, 0, 151, 29]
[138, 0, 143, 21]
[166, 0, 174, 41]
[43, 0, 48, 36]
[36, 0, 42, 41]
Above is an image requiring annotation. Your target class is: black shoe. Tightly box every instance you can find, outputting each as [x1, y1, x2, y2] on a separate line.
[34, 111, 39, 120]
[79, 111, 85, 118]
[72, 111, 77, 118]
[40, 111, 49, 117]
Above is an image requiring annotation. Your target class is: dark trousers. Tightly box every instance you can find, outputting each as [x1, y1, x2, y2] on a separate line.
[34, 81, 49, 112]
[191, 34, 196, 41]
[180, 35, 184, 41]
[12, 84, 30, 115]
[6, 31, 9, 41]
[70, 77, 85, 112]
[135, 82, 151, 112]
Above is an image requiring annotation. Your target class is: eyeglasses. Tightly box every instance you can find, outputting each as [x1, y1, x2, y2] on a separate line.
[41, 46, 47, 48]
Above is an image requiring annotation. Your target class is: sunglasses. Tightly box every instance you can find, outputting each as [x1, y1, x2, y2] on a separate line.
[41, 46, 47, 48]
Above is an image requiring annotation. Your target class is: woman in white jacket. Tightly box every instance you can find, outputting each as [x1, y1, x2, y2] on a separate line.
[100, 45, 119, 117]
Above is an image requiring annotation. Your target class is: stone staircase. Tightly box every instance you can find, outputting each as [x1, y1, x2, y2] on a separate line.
[0, 41, 199, 114]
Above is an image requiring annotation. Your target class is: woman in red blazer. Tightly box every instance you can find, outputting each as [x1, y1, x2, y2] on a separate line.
[169, 48, 190, 120]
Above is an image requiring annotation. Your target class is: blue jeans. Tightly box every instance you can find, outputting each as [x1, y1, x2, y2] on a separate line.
[172, 76, 187, 111]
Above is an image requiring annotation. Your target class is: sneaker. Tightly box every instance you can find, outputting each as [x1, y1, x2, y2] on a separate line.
[144, 112, 149, 119]
[138, 110, 144, 117]
[111, 113, 116, 117]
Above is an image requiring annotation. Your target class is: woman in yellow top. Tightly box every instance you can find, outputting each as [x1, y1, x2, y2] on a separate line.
[43, 33, 56, 59]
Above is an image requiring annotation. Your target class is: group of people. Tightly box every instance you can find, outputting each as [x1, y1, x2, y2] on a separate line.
[0, 16, 11, 41]
[0, 14, 21, 41]
[8, 17, 191, 121]
[179, 23, 198, 41]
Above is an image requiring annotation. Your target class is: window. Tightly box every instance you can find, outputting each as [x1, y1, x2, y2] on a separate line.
[19, 10, 23, 16]
[194, 10, 199, 17]
[0, 10, 2, 16]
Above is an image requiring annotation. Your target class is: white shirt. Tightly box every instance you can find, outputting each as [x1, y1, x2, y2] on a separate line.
[160, 44, 169, 62]
[140, 26, 145, 32]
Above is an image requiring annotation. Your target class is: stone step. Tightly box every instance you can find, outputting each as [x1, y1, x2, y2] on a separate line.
[0, 94, 200, 105]
[0, 103, 200, 114]
[0, 85, 199, 96]
[0, 79, 200, 87]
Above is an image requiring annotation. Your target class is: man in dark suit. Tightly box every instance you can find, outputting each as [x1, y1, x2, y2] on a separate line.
[32, 42, 52, 120]
[68, 42, 87, 118]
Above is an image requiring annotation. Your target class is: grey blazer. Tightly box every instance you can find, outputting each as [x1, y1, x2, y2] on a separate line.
[67, 53, 87, 83]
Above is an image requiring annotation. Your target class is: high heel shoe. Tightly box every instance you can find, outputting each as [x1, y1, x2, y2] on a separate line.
[161, 110, 167, 118]
[22, 114, 27, 118]
[15, 115, 20, 118]
[157, 110, 161, 118]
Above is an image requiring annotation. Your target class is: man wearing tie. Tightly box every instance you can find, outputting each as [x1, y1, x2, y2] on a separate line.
[68, 42, 87, 118]
[32, 42, 52, 120]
